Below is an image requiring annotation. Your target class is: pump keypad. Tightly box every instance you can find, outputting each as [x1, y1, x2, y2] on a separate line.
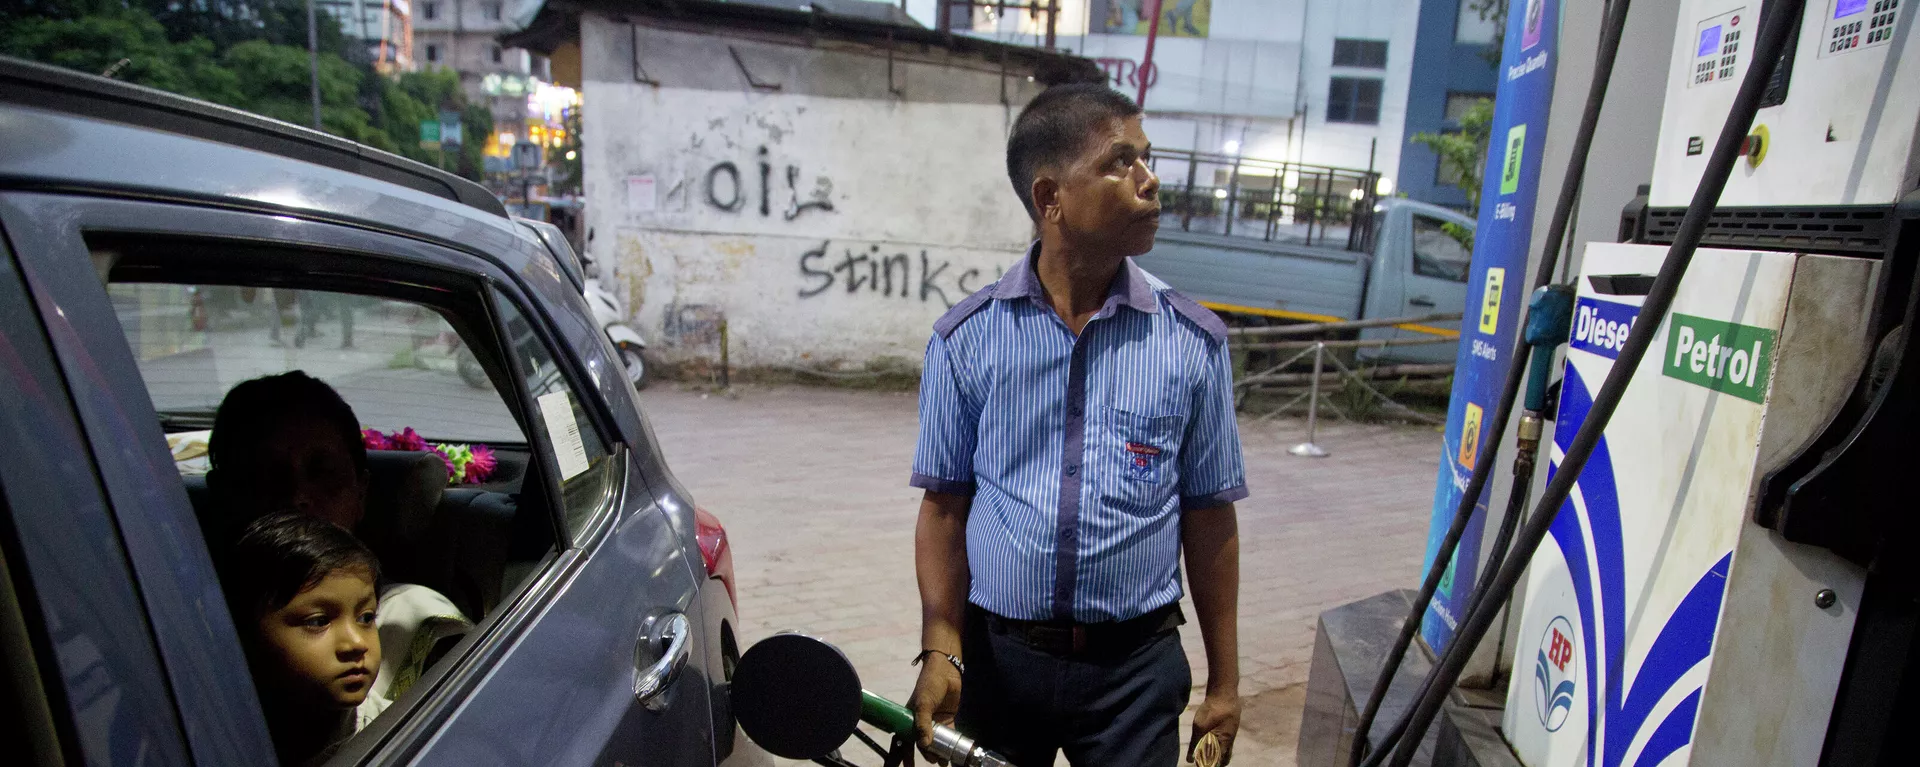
[1821, 0, 1901, 56]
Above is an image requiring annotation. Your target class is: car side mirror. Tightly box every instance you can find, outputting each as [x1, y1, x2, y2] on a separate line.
[730, 633, 865, 759]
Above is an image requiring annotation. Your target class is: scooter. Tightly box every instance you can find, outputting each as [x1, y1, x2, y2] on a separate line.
[579, 227, 649, 389]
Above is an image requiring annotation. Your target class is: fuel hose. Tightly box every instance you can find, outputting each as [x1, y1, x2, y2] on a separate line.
[1346, 0, 1637, 762]
[1374, 2, 1808, 764]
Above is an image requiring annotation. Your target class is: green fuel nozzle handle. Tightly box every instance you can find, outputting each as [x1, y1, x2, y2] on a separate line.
[1523, 285, 1576, 414]
[860, 690, 1012, 767]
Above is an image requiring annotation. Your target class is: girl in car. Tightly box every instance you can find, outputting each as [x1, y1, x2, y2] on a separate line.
[206, 370, 473, 702]
[219, 513, 391, 766]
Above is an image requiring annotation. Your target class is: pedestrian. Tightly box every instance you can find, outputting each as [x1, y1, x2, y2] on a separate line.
[907, 83, 1246, 767]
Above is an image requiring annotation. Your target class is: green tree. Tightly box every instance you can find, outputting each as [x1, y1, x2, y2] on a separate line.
[0, 9, 242, 103]
[1411, 96, 1494, 248]
[2, 2, 493, 182]
[1412, 97, 1494, 211]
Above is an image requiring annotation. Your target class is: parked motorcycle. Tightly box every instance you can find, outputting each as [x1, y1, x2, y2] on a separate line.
[521, 221, 649, 389]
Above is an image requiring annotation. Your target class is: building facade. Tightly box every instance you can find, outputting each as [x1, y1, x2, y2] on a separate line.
[1395, 0, 1501, 210]
[931, 0, 1420, 191]
[318, 0, 416, 72]
[511, 1, 1098, 369]
[412, 0, 546, 171]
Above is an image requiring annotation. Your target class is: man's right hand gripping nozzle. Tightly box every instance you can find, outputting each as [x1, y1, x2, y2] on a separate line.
[908, 654, 963, 763]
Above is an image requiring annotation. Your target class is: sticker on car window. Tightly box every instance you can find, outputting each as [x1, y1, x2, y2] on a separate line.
[537, 390, 590, 480]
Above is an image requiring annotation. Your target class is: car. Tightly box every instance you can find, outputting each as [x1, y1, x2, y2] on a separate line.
[0, 56, 758, 766]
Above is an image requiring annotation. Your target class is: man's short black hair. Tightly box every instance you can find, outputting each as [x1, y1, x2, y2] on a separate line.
[1006, 83, 1144, 219]
[219, 512, 381, 621]
[209, 370, 367, 476]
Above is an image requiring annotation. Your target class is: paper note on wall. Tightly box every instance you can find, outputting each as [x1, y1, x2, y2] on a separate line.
[626, 175, 657, 213]
[537, 390, 590, 480]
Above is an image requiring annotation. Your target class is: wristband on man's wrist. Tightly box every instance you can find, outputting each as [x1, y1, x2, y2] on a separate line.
[912, 648, 964, 675]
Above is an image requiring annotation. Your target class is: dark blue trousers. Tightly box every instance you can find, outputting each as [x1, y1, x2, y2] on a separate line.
[956, 608, 1192, 767]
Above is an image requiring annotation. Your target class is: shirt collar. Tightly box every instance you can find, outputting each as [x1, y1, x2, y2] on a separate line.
[992, 240, 1159, 315]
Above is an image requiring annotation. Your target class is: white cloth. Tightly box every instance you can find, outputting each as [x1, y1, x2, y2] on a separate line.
[373, 583, 472, 701]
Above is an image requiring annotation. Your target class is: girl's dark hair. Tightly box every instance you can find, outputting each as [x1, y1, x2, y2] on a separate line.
[220, 513, 381, 621]
[209, 370, 367, 476]
[1005, 83, 1144, 219]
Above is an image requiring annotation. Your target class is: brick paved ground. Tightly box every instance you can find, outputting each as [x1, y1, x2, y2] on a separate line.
[640, 384, 1442, 766]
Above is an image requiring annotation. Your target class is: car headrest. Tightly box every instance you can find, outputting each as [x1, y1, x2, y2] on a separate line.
[361, 450, 448, 547]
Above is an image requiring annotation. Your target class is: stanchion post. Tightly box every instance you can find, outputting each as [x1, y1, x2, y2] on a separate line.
[1290, 341, 1330, 457]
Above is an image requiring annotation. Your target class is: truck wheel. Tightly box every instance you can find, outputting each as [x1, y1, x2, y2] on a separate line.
[617, 341, 648, 390]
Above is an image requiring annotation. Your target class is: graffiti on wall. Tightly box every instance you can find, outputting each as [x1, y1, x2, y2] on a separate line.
[797, 241, 1006, 309]
[695, 146, 837, 221]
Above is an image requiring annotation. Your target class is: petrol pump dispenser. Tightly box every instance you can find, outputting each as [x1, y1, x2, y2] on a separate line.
[1499, 0, 1919, 765]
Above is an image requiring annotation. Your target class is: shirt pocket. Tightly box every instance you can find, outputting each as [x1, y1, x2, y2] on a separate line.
[1099, 406, 1183, 516]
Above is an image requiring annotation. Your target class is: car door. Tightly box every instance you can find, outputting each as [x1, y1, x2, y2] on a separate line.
[0, 207, 251, 765]
[1361, 209, 1473, 364]
[397, 289, 712, 767]
[1, 191, 709, 766]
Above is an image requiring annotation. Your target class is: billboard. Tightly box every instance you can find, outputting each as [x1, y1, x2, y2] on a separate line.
[1419, 0, 1561, 654]
[1091, 0, 1210, 38]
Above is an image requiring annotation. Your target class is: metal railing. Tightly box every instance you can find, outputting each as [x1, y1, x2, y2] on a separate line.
[1147, 148, 1383, 253]
[1230, 312, 1462, 455]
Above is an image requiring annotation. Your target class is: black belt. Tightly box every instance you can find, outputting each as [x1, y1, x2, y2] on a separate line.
[982, 603, 1186, 656]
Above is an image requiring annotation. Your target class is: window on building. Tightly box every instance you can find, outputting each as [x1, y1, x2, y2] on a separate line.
[425, 44, 440, 63]
[1444, 92, 1493, 123]
[1326, 77, 1383, 124]
[483, 2, 502, 20]
[1332, 39, 1389, 69]
[491, 46, 503, 64]
[1456, 0, 1500, 44]
[421, 1, 437, 20]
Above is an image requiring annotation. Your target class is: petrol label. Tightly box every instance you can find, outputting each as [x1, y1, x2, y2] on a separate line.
[1663, 313, 1775, 404]
[1569, 296, 1640, 359]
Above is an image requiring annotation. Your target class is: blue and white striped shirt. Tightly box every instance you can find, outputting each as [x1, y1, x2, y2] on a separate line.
[911, 243, 1248, 623]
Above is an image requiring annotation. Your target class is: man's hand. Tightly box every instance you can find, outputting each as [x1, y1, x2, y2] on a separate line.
[908, 658, 963, 762]
[1187, 690, 1241, 766]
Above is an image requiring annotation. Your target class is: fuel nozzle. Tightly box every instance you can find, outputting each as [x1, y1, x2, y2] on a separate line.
[862, 690, 1013, 766]
[929, 723, 1013, 767]
[1523, 285, 1576, 418]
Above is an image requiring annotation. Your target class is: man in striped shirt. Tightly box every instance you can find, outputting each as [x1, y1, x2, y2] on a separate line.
[908, 83, 1246, 766]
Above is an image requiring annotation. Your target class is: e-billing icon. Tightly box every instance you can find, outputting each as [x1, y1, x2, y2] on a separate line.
[1500, 124, 1527, 196]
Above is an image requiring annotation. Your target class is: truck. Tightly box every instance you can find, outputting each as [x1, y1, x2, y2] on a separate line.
[1133, 150, 1476, 365]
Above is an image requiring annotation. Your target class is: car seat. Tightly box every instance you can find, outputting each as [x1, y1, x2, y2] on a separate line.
[184, 450, 516, 620]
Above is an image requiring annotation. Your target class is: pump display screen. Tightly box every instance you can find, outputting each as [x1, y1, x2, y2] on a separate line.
[1698, 25, 1723, 56]
[1834, 0, 1867, 18]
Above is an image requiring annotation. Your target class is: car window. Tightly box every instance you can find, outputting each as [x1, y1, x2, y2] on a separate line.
[1410, 214, 1473, 283]
[493, 295, 618, 541]
[111, 283, 524, 444]
[99, 251, 568, 761]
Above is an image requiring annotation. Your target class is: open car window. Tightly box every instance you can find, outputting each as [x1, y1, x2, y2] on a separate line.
[98, 253, 567, 763]
[111, 283, 524, 446]
[1410, 214, 1474, 283]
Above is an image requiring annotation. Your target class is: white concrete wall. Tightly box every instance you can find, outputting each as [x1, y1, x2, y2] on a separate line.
[1293, 0, 1418, 180]
[582, 22, 1039, 368]
[980, 0, 1418, 184]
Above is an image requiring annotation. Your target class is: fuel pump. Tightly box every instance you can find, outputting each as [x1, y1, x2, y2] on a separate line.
[1327, 0, 1920, 765]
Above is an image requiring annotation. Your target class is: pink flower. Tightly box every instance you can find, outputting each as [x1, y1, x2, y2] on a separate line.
[362, 429, 393, 451]
[464, 444, 498, 483]
[391, 427, 428, 452]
